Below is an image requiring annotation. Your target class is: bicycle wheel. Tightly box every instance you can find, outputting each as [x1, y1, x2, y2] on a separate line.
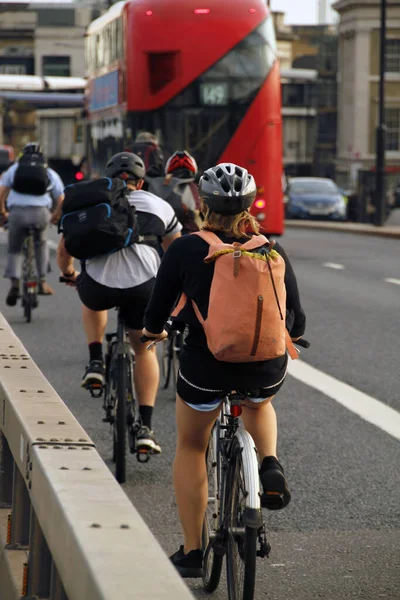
[225, 433, 261, 600]
[202, 423, 223, 592]
[114, 355, 127, 483]
[170, 334, 182, 392]
[161, 337, 173, 389]
[22, 290, 32, 323]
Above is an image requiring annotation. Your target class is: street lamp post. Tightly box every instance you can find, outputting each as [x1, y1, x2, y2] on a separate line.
[375, 0, 387, 226]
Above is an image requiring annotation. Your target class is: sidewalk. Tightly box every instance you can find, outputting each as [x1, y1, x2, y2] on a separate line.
[285, 211, 400, 239]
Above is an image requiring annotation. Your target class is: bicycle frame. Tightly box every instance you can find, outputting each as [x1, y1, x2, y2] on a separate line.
[104, 311, 150, 477]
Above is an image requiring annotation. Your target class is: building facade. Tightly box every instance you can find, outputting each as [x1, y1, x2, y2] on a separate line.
[0, 0, 106, 179]
[281, 68, 318, 177]
[334, 0, 400, 188]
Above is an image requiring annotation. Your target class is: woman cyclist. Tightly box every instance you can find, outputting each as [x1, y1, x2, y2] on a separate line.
[142, 163, 306, 577]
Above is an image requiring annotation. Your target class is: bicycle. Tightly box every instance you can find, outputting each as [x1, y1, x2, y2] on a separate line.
[59, 280, 153, 484]
[21, 226, 39, 322]
[202, 337, 310, 600]
[160, 325, 185, 393]
[144, 328, 310, 600]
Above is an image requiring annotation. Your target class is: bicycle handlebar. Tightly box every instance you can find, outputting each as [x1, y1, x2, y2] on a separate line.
[59, 276, 77, 286]
[294, 338, 310, 349]
[141, 327, 310, 352]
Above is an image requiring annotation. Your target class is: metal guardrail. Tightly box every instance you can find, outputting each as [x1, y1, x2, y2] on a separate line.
[0, 312, 194, 600]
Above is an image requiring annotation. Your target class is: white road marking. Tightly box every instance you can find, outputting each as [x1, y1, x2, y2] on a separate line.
[323, 262, 345, 270]
[288, 360, 400, 441]
[384, 277, 400, 286]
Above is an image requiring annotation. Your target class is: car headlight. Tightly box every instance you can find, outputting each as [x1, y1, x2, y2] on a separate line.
[335, 197, 346, 213]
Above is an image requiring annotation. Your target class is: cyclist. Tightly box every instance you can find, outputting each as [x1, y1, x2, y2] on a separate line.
[0, 142, 64, 305]
[147, 150, 201, 234]
[57, 152, 182, 454]
[142, 163, 306, 576]
[130, 131, 167, 180]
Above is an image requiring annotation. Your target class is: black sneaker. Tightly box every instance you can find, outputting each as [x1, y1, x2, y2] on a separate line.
[81, 360, 105, 389]
[136, 426, 162, 454]
[260, 456, 291, 510]
[6, 285, 20, 307]
[170, 546, 203, 578]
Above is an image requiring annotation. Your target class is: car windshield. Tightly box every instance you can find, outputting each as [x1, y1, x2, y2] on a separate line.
[290, 180, 338, 194]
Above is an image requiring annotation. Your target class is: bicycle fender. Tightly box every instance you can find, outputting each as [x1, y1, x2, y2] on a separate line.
[243, 507, 263, 530]
[234, 429, 261, 512]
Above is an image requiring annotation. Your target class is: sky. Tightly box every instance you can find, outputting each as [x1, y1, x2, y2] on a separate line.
[271, 0, 337, 25]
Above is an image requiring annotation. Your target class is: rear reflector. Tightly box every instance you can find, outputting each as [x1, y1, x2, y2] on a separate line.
[194, 8, 210, 14]
[230, 404, 242, 418]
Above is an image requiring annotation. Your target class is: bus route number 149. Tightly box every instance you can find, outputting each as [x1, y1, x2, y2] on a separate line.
[200, 83, 228, 106]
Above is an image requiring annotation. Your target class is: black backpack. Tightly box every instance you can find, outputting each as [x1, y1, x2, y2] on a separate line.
[13, 153, 49, 195]
[59, 177, 142, 260]
[130, 141, 166, 178]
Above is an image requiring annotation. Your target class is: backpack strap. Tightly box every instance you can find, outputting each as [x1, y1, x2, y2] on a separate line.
[285, 330, 299, 361]
[171, 292, 188, 318]
[193, 230, 223, 245]
[240, 234, 269, 251]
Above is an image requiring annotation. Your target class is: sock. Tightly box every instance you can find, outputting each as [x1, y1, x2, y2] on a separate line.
[89, 342, 103, 363]
[139, 405, 153, 430]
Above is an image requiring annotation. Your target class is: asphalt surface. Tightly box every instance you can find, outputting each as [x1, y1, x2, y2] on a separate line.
[0, 227, 399, 600]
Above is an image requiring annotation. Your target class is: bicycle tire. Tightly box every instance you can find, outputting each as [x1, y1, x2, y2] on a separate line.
[202, 424, 223, 592]
[225, 434, 260, 600]
[161, 337, 173, 389]
[171, 335, 180, 393]
[23, 292, 32, 323]
[114, 355, 127, 483]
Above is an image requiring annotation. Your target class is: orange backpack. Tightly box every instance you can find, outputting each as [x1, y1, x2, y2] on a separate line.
[173, 230, 298, 363]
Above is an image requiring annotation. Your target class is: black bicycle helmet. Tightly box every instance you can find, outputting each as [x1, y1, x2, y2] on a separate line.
[23, 142, 42, 155]
[198, 163, 257, 216]
[105, 152, 145, 180]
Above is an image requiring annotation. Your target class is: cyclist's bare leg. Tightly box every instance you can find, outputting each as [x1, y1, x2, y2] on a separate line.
[241, 398, 277, 461]
[82, 305, 108, 343]
[174, 396, 222, 553]
[128, 329, 159, 407]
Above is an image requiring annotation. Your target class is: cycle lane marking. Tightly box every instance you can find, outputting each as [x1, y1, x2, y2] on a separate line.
[288, 360, 400, 441]
[384, 278, 400, 286]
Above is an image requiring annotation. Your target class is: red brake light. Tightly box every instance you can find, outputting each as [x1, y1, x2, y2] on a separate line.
[194, 8, 210, 14]
[75, 171, 84, 181]
[254, 199, 266, 209]
[230, 404, 242, 418]
[145, 10, 153, 16]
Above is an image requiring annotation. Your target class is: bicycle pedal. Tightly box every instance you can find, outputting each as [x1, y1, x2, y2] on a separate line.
[89, 385, 104, 398]
[136, 449, 151, 463]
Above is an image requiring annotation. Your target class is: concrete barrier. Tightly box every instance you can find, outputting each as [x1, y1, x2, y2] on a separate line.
[0, 312, 194, 600]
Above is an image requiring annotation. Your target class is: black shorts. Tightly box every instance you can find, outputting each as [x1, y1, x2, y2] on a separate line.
[176, 344, 288, 411]
[77, 272, 155, 330]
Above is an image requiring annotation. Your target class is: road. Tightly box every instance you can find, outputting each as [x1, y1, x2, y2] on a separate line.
[0, 227, 399, 600]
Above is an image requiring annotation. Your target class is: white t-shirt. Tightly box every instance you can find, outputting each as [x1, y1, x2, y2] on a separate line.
[86, 189, 181, 289]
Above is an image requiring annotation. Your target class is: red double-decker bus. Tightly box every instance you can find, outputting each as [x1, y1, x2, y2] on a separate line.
[85, 0, 284, 234]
